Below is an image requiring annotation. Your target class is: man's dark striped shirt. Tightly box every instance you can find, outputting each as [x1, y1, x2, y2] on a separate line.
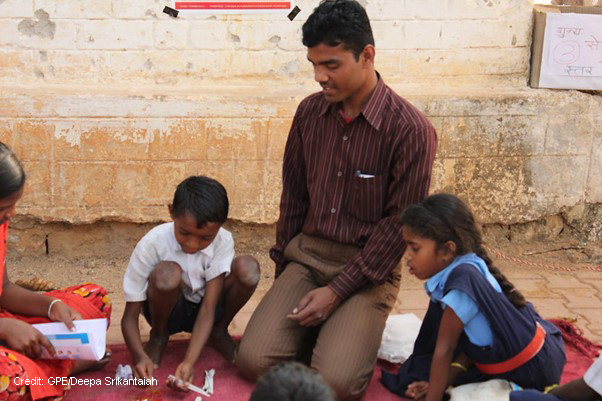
[270, 77, 437, 299]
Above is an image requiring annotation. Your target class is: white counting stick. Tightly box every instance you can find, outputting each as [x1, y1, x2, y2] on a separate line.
[202, 369, 215, 394]
[167, 374, 210, 397]
[123, 364, 133, 380]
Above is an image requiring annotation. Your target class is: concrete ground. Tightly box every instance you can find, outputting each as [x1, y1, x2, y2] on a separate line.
[7, 223, 602, 347]
[104, 249, 602, 347]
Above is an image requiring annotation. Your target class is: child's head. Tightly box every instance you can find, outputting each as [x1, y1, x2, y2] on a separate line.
[0, 142, 26, 225]
[401, 193, 527, 308]
[169, 175, 228, 254]
[249, 361, 335, 401]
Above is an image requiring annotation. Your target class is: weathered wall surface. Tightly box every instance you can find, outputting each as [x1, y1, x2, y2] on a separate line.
[1, 0, 601, 242]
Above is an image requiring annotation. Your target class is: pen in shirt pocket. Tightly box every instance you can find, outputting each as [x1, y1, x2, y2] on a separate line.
[355, 170, 376, 179]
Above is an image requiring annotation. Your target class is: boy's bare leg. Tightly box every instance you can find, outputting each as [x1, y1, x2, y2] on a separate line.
[210, 255, 260, 362]
[145, 261, 183, 365]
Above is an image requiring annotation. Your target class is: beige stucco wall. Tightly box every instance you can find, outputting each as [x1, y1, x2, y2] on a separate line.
[1, 0, 600, 236]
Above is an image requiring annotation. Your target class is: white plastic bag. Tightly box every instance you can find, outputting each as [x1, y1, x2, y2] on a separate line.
[377, 314, 422, 364]
[447, 379, 517, 401]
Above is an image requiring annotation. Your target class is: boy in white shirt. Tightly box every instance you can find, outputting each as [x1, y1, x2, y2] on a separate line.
[121, 176, 260, 390]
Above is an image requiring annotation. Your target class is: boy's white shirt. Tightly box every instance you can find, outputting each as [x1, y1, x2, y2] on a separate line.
[123, 222, 234, 303]
[584, 357, 602, 396]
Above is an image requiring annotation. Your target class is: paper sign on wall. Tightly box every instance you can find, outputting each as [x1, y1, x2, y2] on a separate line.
[537, 12, 602, 89]
[173, 1, 295, 14]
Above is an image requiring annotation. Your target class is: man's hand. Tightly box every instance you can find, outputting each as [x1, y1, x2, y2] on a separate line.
[0, 318, 55, 359]
[133, 354, 156, 387]
[287, 286, 341, 326]
[48, 300, 82, 331]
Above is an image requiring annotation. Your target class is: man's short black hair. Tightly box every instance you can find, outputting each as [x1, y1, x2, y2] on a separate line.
[249, 362, 335, 401]
[302, 0, 374, 60]
[171, 175, 228, 228]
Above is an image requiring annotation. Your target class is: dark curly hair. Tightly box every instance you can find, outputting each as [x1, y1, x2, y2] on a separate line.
[302, 0, 374, 60]
[401, 193, 527, 309]
[250, 362, 335, 401]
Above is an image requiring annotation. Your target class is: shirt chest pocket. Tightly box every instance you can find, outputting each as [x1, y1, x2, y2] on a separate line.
[347, 174, 387, 222]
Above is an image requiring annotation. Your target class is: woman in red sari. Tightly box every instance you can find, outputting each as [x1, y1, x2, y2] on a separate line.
[0, 142, 112, 400]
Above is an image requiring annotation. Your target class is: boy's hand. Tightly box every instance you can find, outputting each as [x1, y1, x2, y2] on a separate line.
[48, 300, 82, 331]
[133, 355, 156, 387]
[170, 361, 194, 392]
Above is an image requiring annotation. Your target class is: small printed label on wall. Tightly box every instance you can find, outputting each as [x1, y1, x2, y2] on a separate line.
[173, 1, 295, 13]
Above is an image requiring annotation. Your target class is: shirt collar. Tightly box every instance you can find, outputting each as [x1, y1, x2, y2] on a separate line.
[169, 222, 216, 258]
[425, 253, 481, 295]
[318, 72, 387, 131]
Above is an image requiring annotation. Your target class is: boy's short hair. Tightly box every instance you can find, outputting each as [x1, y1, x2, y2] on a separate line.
[171, 176, 228, 228]
[249, 362, 335, 401]
[302, 0, 375, 60]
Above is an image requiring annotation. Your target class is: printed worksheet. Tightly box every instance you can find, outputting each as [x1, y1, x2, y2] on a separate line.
[32, 318, 107, 361]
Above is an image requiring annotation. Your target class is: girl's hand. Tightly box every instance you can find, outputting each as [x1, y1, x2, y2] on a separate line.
[48, 300, 82, 331]
[0, 318, 55, 358]
[170, 361, 194, 392]
[406, 381, 429, 401]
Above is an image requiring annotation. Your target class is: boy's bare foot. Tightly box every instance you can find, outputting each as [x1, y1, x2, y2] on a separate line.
[208, 326, 237, 363]
[144, 333, 168, 365]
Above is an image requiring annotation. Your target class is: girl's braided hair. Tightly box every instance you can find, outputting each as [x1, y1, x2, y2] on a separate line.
[401, 193, 527, 309]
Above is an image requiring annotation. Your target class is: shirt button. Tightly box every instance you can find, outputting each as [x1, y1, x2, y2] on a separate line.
[331, 208, 336, 213]
[337, 171, 342, 177]
[343, 135, 348, 141]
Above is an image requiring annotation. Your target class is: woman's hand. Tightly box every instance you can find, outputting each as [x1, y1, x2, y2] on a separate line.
[0, 318, 55, 358]
[48, 300, 82, 331]
[170, 361, 194, 391]
[406, 381, 429, 400]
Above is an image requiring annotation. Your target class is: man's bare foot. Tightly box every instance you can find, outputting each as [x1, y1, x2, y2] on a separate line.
[144, 333, 168, 365]
[208, 326, 237, 363]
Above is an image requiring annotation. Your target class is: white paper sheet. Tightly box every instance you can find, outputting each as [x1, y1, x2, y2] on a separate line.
[539, 12, 602, 89]
[32, 318, 107, 361]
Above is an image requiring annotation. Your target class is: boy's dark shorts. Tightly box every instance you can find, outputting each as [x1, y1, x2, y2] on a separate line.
[142, 296, 223, 335]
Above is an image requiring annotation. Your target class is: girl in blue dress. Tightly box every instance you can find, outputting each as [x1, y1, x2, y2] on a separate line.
[381, 194, 566, 401]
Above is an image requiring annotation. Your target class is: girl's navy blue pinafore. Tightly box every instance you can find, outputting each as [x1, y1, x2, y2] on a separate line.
[382, 263, 566, 396]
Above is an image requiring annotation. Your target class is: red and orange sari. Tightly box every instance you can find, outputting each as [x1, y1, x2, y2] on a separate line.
[0, 223, 112, 400]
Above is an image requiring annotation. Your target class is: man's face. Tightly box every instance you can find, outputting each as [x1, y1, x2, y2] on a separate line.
[307, 43, 369, 104]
